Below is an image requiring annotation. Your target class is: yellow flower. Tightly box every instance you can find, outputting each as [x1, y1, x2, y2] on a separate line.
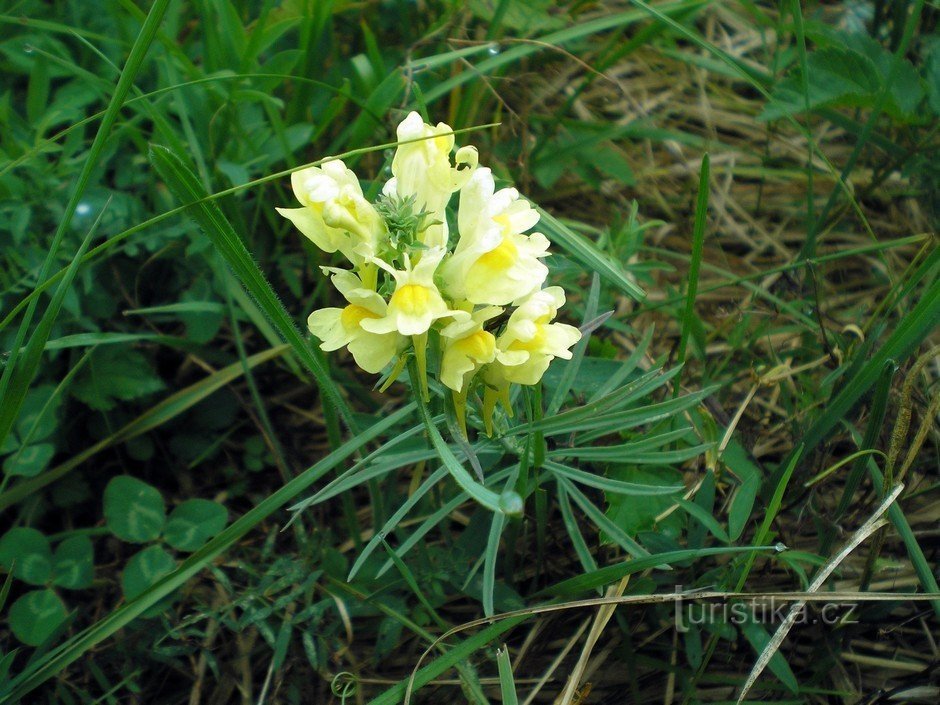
[276, 160, 385, 267]
[307, 269, 403, 374]
[493, 287, 581, 385]
[442, 168, 549, 305]
[386, 111, 478, 248]
[360, 247, 454, 336]
[440, 307, 502, 393]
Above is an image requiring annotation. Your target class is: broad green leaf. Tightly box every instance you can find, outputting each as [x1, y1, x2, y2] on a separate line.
[70, 347, 164, 411]
[9, 590, 68, 647]
[2, 443, 55, 478]
[104, 476, 166, 543]
[12, 384, 61, 443]
[121, 546, 176, 602]
[605, 466, 685, 538]
[467, 0, 566, 34]
[51, 536, 94, 590]
[164, 499, 228, 552]
[761, 37, 924, 123]
[0, 528, 52, 585]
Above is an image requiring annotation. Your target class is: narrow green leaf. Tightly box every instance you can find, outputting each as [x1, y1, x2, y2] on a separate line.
[547, 273, 601, 415]
[410, 364, 513, 514]
[538, 545, 779, 598]
[555, 475, 650, 561]
[538, 208, 645, 301]
[545, 460, 684, 496]
[676, 153, 709, 376]
[769, 274, 939, 493]
[483, 511, 507, 618]
[676, 498, 728, 544]
[496, 645, 519, 705]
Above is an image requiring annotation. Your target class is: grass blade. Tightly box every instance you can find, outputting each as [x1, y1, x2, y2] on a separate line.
[148, 143, 357, 433]
[768, 273, 940, 492]
[0, 204, 104, 450]
[496, 645, 519, 705]
[675, 153, 709, 381]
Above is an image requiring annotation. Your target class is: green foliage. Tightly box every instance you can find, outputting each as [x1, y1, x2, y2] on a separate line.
[533, 124, 636, 188]
[0, 528, 93, 648]
[70, 348, 165, 411]
[100, 476, 227, 608]
[0, 0, 936, 702]
[51, 536, 94, 590]
[762, 28, 932, 123]
[104, 476, 167, 544]
[120, 546, 176, 602]
[163, 499, 228, 552]
[1, 384, 62, 478]
[0, 529, 52, 585]
[8, 590, 68, 647]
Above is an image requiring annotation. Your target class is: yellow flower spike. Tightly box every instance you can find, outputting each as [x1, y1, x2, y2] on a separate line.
[307, 269, 405, 374]
[439, 307, 501, 394]
[277, 160, 386, 267]
[442, 167, 549, 306]
[386, 111, 479, 248]
[493, 287, 582, 386]
[360, 248, 455, 337]
[412, 331, 430, 402]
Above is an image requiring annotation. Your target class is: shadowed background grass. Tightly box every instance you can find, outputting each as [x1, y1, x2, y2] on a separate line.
[0, 1, 938, 703]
